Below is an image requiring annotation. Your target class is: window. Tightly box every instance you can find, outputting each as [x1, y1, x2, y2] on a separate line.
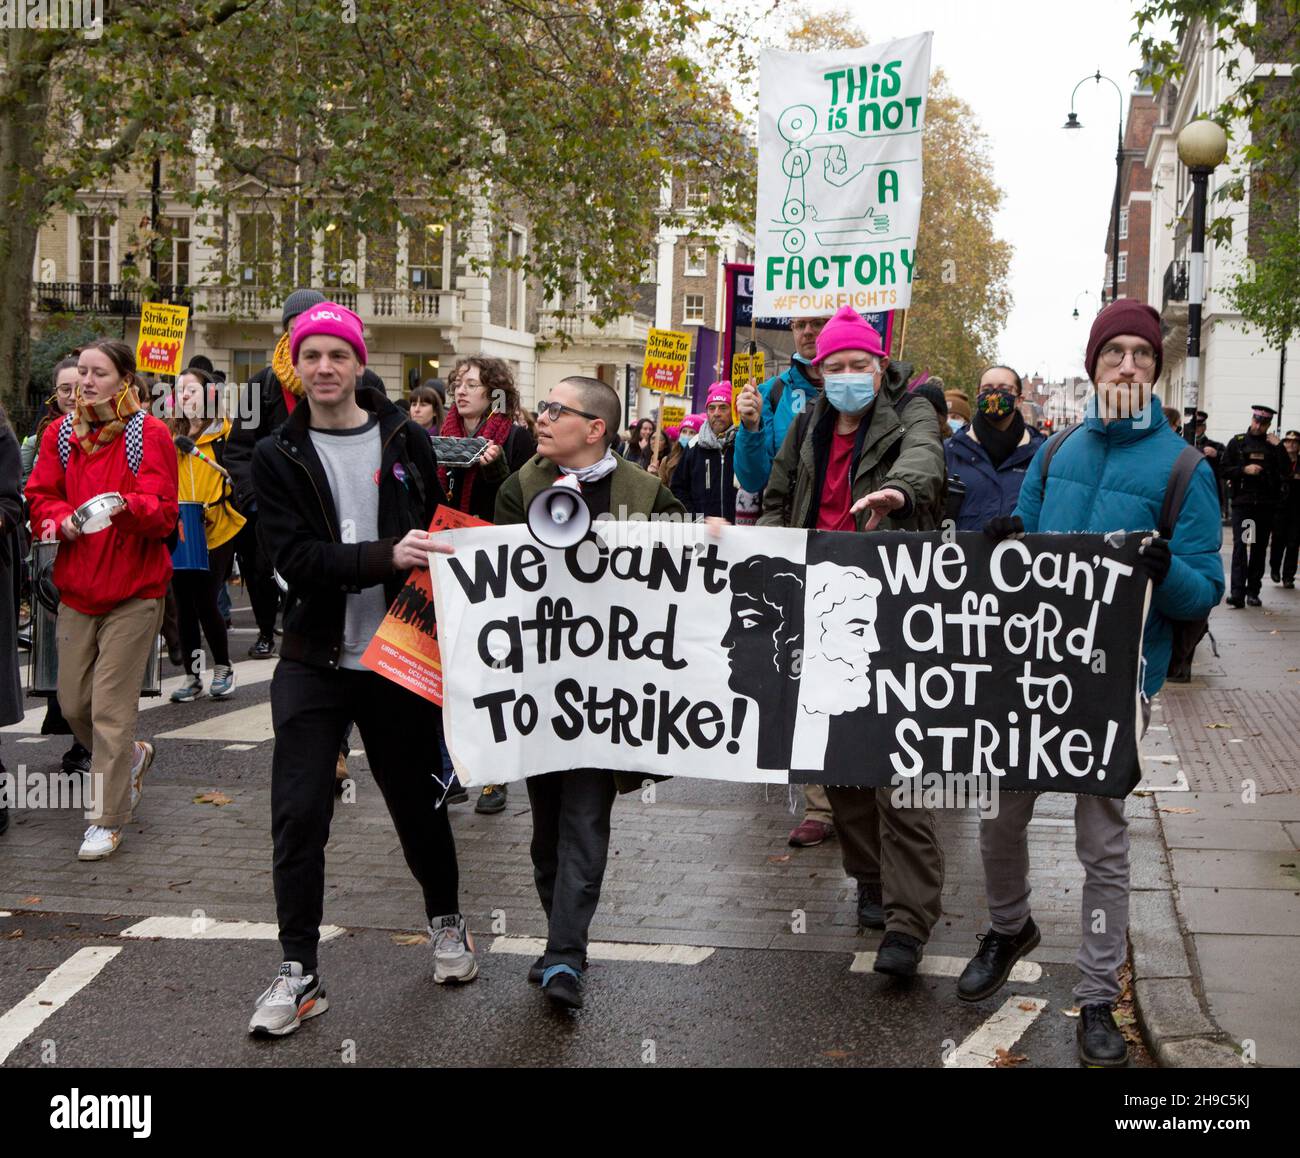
[156, 217, 190, 289]
[402, 352, 442, 394]
[238, 213, 276, 285]
[1117, 253, 1128, 282]
[685, 244, 708, 277]
[407, 220, 445, 290]
[1119, 208, 1129, 240]
[684, 293, 705, 324]
[78, 214, 112, 284]
[323, 222, 359, 287]
[684, 180, 710, 210]
[504, 227, 526, 330]
[685, 359, 695, 394]
[231, 349, 270, 385]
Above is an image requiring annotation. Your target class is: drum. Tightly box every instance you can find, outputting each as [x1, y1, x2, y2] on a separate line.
[170, 501, 210, 571]
[71, 492, 126, 533]
[26, 539, 164, 697]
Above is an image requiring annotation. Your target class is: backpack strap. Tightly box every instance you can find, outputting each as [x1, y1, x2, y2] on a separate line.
[1158, 445, 1208, 540]
[1039, 422, 1082, 494]
[767, 370, 787, 414]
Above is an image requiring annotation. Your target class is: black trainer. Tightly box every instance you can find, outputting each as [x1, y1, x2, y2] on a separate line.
[529, 954, 586, 984]
[873, 931, 922, 977]
[0, 804, 9, 836]
[1246, 595, 1262, 607]
[248, 633, 276, 659]
[61, 742, 92, 777]
[957, 917, 1041, 1002]
[542, 966, 584, 1009]
[475, 784, 508, 814]
[1226, 595, 1245, 609]
[1271, 570, 1281, 584]
[856, 882, 885, 930]
[1077, 1002, 1128, 1067]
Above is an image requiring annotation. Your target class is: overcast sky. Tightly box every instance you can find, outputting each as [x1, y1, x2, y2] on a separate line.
[768, 0, 1151, 383]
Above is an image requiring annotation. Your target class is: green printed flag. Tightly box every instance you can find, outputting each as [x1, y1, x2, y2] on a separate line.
[755, 32, 933, 317]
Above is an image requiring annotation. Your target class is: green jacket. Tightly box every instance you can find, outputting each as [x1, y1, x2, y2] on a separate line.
[494, 451, 683, 793]
[758, 386, 944, 531]
[494, 453, 684, 525]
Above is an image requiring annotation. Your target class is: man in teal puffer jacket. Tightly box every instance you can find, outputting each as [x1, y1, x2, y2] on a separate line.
[956, 300, 1224, 1068]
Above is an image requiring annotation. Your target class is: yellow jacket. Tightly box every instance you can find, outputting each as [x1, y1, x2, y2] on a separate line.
[175, 419, 246, 549]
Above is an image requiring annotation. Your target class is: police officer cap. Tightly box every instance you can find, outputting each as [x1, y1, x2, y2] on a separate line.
[1251, 404, 1277, 418]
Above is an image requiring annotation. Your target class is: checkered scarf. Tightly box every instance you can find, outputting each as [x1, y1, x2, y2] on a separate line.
[71, 384, 144, 457]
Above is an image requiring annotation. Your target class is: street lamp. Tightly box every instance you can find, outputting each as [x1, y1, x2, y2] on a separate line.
[1072, 289, 1099, 320]
[1064, 71, 1125, 305]
[1177, 119, 1229, 445]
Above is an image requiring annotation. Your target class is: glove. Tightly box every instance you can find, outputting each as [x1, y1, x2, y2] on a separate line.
[1138, 535, 1171, 586]
[982, 515, 1024, 542]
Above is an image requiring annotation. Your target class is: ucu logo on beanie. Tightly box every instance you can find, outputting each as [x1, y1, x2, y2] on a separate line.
[309, 310, 345, 323]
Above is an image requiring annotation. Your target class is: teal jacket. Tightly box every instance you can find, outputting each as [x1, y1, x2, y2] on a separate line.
[1014, 394, 1224, 699]
[733, 362, 821, 493]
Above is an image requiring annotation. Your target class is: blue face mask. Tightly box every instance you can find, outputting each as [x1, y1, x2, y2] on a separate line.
[948, 417, 967, 433]
[823, 372, 875, 414]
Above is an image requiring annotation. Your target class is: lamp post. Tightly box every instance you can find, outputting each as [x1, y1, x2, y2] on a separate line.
[1072, 289, 1099, 320]
[1177, 119, 1229, 446]
[1064, 71, 1125, 305]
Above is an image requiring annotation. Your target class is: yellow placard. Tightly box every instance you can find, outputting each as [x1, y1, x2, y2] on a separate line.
[641, 328, 692, 397]
[136, 303, 190, 377]
[660, 403, 687, 430]
[729, 352, 766, 424]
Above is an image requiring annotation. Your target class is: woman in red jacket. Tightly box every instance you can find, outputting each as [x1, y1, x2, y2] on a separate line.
[26, 340, 179, 862]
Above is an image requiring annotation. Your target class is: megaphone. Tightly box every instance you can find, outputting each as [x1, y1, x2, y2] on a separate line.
[526, 473, 591, 549]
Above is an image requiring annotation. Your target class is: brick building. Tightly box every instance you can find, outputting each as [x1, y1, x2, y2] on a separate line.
[1100, 86, 1157, 306]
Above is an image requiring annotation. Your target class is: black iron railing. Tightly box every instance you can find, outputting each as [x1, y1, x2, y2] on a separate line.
[1162, 261, 1188, 311]
[33, 283, 191, 316]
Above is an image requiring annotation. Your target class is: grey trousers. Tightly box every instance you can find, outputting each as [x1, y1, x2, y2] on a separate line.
[979, 792, 1130, 1005]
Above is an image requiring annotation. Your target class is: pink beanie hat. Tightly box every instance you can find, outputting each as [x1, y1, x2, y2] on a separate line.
[706, 381, 734, 409]
[664, 425, 681, 441]
[680, 413, 705, 433]
[290, 301, 368, 364]
[814, 305, 885, 364]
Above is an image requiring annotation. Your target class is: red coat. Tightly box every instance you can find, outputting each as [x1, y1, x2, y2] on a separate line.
[26, 416, 179, 616]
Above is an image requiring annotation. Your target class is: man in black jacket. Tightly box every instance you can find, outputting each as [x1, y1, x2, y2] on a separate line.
[670, 381, 738, 520]
[225, 289, 388, 657]
[247, 301, 475, 1038]
[1222, 404, 1289, 607]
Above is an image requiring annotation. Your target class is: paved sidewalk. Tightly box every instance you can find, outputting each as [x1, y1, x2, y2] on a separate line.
[1134, 547, 1300, 1068]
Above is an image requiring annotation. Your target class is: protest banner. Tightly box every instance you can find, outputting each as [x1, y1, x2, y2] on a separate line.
[753, 33, 933, 317]
[729, 351, 765, 424]
[721, 262, 893, 373]
[361, 506, 488, 704]
[640, 328, 692, 397]
[432, 522, 1150, 797]
[136, 302, 190, 376]
[660, 402, 686, 430]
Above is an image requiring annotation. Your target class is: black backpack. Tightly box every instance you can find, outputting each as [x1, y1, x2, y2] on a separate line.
[1038, 423, 1207, 540]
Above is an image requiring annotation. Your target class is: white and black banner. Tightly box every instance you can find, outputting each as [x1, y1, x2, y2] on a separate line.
[432, 523, 1150, 798]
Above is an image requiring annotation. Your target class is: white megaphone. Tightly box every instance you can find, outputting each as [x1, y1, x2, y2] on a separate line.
[526, 473, 592, 549]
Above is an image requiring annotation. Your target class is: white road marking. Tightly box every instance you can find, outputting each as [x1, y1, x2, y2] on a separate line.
[849, 952, 1042, 983]
[3, 658, 278, 734]
[222, 743, 258, 752]
[0, 946, 122, 1065]
[0, 912, 10, 918]
[489, 935, 714, 966]
[119, 916, 343, 942]
[944, 994, 1048, 1068]
[15, 737, 49, 744]
[156, 702, 274, 743]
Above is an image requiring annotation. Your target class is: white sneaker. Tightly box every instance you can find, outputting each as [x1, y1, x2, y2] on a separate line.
[429, 915, 479, 984]
[129, 741, 154, 812]
[248, 961, 328, 1037]
[78, 824, 122, 861]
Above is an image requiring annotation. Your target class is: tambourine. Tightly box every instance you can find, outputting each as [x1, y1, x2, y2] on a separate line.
[71, 492, 127, 534]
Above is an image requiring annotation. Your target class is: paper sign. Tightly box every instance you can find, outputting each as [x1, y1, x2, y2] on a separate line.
[136, 303, 190, 376]
[660, 403, 687, 430]
[641, 328, 693, 397]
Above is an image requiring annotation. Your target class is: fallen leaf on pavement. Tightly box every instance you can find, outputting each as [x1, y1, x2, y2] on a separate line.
[1017, 1000, 1039, 1012]
[822, 1049, 853, 1059]
[193, 791, 234, 806]
[391, 932, 429, 946]
[994, 1047, 1028, 1067]
[1061, 1006, 1081, 1018]
[1204, 723, 1230, 729]
[21, 897, 41, 905]
[1159, 806, 1197, 814]
[5, 929, 23, 939]
[766, 854, 791, 863]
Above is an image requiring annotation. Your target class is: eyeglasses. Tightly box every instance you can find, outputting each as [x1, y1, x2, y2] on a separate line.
[1098, 344, 1155, 369]
[537, 400, 599, 423]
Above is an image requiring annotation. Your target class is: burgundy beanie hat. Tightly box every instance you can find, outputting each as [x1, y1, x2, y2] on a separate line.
[1085, 299, 1163, 383]
[290, 301, 368, 364]
[814, 305, 886, 364]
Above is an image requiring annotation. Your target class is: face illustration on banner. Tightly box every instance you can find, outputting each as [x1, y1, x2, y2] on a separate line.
[721, 556, 805, 770]
[791, 563, 884, 772]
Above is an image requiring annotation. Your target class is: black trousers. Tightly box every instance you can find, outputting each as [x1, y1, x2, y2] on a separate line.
[526, 770, 619, 971]
[1268, 498, 1300, 582]
[1230, 504, 1274, 598]
[232, 512, 281, 637]
[172, 540, 236, 678]
[270, 660, 459, 970]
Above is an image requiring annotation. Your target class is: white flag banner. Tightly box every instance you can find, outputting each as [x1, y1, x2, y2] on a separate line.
[754, 32, 933, 318]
